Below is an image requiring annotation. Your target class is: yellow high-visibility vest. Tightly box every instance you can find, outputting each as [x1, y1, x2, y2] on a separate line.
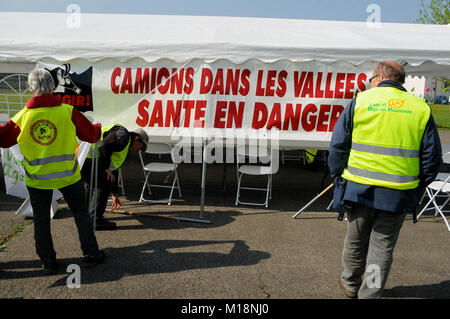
[341, 86, 430, 190]
[12, 103, 80, 189]
[87, 124, 131, 171]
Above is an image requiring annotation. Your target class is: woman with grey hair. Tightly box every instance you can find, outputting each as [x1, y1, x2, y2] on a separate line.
[28, 67, 56, 95]
[0, 68, 106, 274]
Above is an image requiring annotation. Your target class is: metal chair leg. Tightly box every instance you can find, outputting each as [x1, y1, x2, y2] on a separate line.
[175, 169, 182, 197]
[167, 173, 177, 205]
[139, 172, 150, 203]
[235, 173, 242, 206]
[265, 175, 270, 208]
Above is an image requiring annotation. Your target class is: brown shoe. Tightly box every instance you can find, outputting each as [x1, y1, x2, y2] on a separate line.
[339, 278, 357, 299]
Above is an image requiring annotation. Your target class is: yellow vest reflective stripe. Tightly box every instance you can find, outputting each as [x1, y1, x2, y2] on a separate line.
[341, 87, 430, 190]
[87, 124, 131, 171]
[350, 142, 420, 158]
[25, 161, 79, 181]
[345, 166, 418, 184]
[12, 103, 80, 189]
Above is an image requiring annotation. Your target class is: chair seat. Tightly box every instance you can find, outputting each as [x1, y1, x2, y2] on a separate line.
[428, 180, 450, 193]
[144, 162, 176, 173]
[436, 172, 450, 181]
[239, 165, 272, 175]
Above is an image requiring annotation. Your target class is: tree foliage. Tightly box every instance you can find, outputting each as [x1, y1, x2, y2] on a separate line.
[416, 0, 450, 24]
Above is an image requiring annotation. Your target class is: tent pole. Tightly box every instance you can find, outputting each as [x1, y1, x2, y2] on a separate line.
[200, 138, 207, 219]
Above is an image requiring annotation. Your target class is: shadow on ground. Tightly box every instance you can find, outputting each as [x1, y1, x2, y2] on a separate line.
[0, 239, 271, 287]
[384, 281, 450, 299]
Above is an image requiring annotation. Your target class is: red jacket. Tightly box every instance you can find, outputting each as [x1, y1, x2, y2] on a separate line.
[0, 95, 101, 148]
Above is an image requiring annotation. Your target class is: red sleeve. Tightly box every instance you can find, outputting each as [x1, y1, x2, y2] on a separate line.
[0, 120, 20, 148]
[71, 108, 101, 143]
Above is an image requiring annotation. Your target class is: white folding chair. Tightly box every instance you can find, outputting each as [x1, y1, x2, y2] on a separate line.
[419, 152, 450, 205]
[235, 146, 276, 208]
[138, 143, 182, 205]
[417, 173, 450, 231]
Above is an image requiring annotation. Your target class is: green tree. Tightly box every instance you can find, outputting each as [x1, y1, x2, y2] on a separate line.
[416, 0, 450, 24]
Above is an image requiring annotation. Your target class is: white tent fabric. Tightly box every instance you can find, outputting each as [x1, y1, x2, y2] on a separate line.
[0, 12, 450, 76]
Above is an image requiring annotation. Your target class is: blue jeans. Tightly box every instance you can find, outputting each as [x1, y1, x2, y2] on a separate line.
[27, 179, 100, 262]
[341, 203, 406, 299]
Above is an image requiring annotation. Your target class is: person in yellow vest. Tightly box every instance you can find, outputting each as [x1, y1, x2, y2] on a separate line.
[328, 61, 442, 299]
[0, 68, 106, 274]
[305, 149, 317, 164]
[305, 149, 319, 170]
[81, 125, 149, 230]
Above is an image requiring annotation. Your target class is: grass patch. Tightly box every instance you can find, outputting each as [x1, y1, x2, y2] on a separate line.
[0, 221, 33, 251]
[0, 89, 32, 117]
[430, 104, 450, 130]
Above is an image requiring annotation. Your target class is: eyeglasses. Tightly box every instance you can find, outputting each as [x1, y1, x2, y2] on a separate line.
[369, 74, 380, 83]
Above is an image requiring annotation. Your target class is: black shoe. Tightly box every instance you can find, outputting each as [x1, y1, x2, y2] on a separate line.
[95, 218, 116, 231]
[42, 259, 59, 275]
[83, 250, 106, 269]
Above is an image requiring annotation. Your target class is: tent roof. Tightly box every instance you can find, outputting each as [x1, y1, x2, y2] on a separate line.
[1, 12, 449, 76]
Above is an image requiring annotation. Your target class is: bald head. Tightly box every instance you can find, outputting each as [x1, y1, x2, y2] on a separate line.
[374, 61, 405, 85]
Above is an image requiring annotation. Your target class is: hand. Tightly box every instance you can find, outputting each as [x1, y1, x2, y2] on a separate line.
[111, 195, 121, 209]
[106, 169, 115, 182]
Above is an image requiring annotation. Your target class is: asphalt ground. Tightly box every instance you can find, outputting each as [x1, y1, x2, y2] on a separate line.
[0, 131, 449, 312]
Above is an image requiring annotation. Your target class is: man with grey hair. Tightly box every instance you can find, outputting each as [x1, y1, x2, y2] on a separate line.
[328, 61, 442, 299]
[81, 124, 149, 230]
[0, 68, 106, 274]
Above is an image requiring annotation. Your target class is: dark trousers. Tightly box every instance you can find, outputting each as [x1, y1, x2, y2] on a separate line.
[80, 159, 111, 221]
[27, 180, 99, 262]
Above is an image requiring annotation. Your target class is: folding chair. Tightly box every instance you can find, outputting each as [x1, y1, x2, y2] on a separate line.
[281, 149, 305, 165]
[419, 152, 450, 206]
[138, 143, 182, 205]
[235, 146, 276, 208]
[417, 173, 450, 231]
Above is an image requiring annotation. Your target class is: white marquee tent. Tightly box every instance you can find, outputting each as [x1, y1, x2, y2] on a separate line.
[0, 12, 449, 75]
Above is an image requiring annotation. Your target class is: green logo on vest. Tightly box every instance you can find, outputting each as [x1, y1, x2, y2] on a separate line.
[30, 120, 58, 146]
[368, 99, 412, 114]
